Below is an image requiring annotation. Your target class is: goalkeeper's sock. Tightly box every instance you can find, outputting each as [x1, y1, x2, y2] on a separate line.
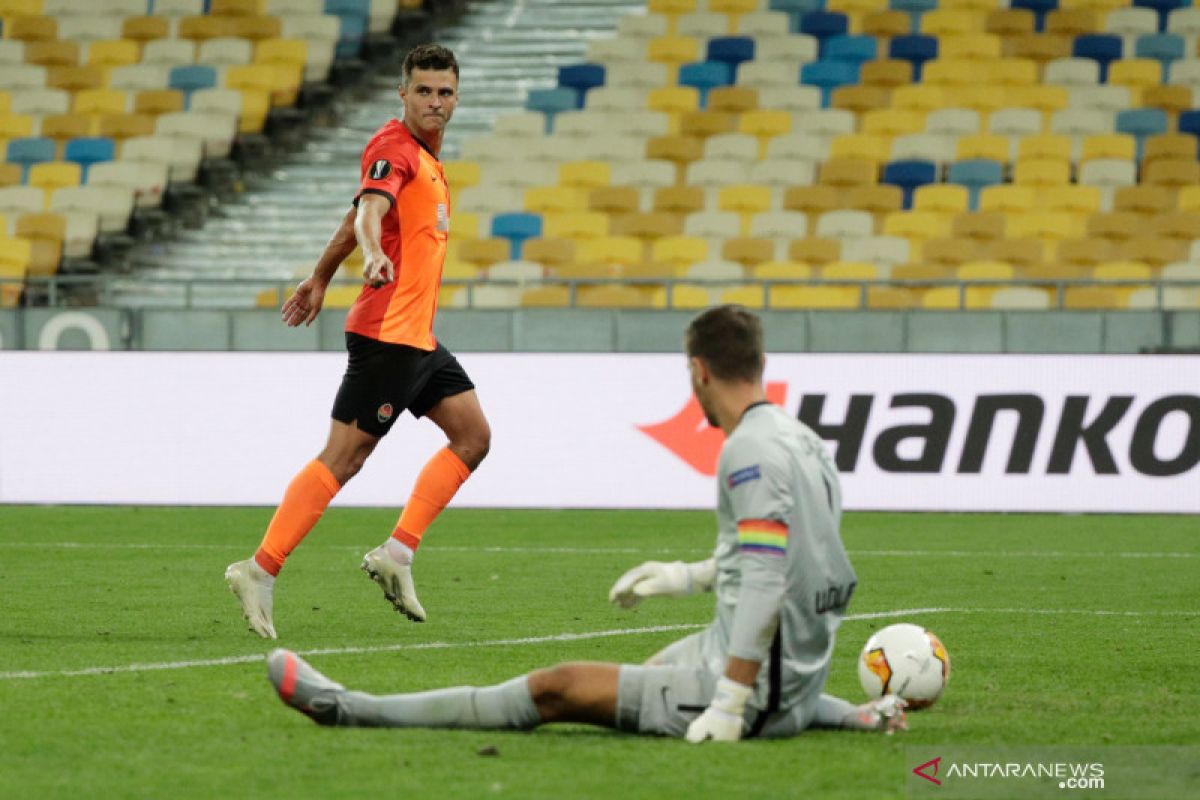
[390, 447, 472, 551]
[254, 459, 340, 576]
[334, 676, 540, 730]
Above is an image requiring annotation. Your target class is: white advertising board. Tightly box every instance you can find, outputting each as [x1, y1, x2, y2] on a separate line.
[0, 353, 1196, 512]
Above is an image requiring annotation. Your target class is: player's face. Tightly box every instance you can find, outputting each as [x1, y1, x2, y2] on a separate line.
[400, 68, 459, 135]
[689, 357, 719, 428]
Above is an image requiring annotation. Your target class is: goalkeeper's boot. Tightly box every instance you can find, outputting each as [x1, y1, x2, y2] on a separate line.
[862, 694, 908, 734]
[225, 558, 277, 639]
[361, 542, 426, 622]
[267, 649, 344, 726]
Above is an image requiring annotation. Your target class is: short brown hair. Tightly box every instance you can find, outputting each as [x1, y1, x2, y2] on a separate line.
[685, 305, 764, 382]
[402, 44, 459, 84]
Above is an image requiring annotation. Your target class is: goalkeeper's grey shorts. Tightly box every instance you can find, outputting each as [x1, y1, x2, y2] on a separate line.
[615, 632, 817, 739]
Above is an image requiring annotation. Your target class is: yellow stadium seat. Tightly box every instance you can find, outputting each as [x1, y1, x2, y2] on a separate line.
[846, 184, 903, 219]
[0, 236, 33, 281]
[784, 186, 844, 220]
[1080, 134, 1136, 164]
[788, 237, 842, 264]
[25, 40, 78, 67]
[86, 40, 139, 69]
[589, 186, 641, 214]
[990, 58, 1038, 86]
[738, 109, 791, 152]
[613, 210, 683, 240]
[1143, 134, 1196, 167]
[861, 108, 924, 137]
[577, 236, 644, 268]
[457, 238, 509, 267]
[1013, 157, 1070, 186]
[829, 133, 890, 166]
[47, 66, 103, 93]
[892, 262, 955, 281]
[717, 184, 772, 215]
[1118, 237, 1186, 267]
[647, 35, 700, 71]
[441, 260, 480, 281]
[0, 112, 36, 140]
[443, 161, 481, 190]
[651, 283, 712, 309]
[1143, 159, 1200, 189]
[578, 284, 656, 308]
[860, 57, 913, 88]
[525, 186, 589, 214]
[818, 157, 878, 187]
[953, 211, 1007, 240]
[73, 89, 127, 117]
[1107, 59, 1161, 93]
[1153, 210, 1200, 241]
[234, 88, 270, 134]
[921, 285, 994, 308]
[1142, 86, 1192, 121]
[1045, 8, 1098, 35]
[921, 9, 986, 34]
[883, 210, 952, 241]
[229, 15, 283, 42]
[224, 63, 275, 97]
[1041, 185, 1102, 215]
[821, 261, 880, 281]
[979, 184, 1036, 214]
[890, 85, 947, 113]
[543, 211, 609, 239]
[922, 237, 980, 266]
[923, 58, 981, 86]
[679, 109, 735, 139]
[1063, 286, 1123, 309]
[0, 0, 43, 14]
[832, 86, 890, 117]
[985, 237, 1045, 268]
[708, 86, 759, 114]
[717, 283, 768, 308]
[770, 284, 863, 309]
[255, 38, 307, 70]
[1009, 211, 1085, 241]
[212, 0, 266, 14]
[519, 286, 572, 308]
[913, 185, 969, 214]
[177, 15, 236, 42]
[4, 14, 55, 42]
[134, 90, 185, 117]
[938, 33, 1001, 60]
[651, 235, 708, 268]
[957, 259, 1015, 281]
[558, 161, 610, 188]
[648, 85, 700, 115]
[956, 134, 1011, 164]
[1023, 85, 1070, 121]
[1016, 133, 1071, 162]
[868, 286, 921, 308]
[40, 113, 93, 147]
[0, 163, 22, 186]
[753, 260, 812, 280]
[0, 92, 9, 113]
[122, 16, 169, 43]
[522, 238, 576, 270]
[721, 237, 774, 268]
[949, 86, 1009, 117]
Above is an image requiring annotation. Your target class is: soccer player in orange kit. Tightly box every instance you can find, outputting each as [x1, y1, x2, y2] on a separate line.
[225, 45, 488, 639]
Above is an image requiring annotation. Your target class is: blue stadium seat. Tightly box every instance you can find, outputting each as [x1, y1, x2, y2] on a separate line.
[707, 37, 756, 71]
[1177, 110, 1200, 143]
[800, 60, 860, 107]
[168, 65, 218, 104]
[1116, 108, 1168, 160]
[948, 159, 1003, 210]
[889, 0, 937, 30]
[890, 35, 937, 81]
[1072, 34, 1123, 82]
[558, 64, 605, 107]
[325, 0, 370, 59]
[823, 34, 877, 65]
[883, 159, 937, 209]
[65, 137, 116, 181]
[770, 0, 827, 33]
[1135, 33, 1184, 71]
[799, 11, 849, 47]
[6, 137, 55, 181]
[525, 87, 579, 132]
[491, 212, 543, 260]
[678, 61, 734, 106]
[1133, 0, 1186, 31]
[1010, 0, 1057, 32]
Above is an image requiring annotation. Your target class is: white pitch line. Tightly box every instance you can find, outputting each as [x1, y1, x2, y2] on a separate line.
[2, 607, 1197, 682]
[0, 541, 1194, 559]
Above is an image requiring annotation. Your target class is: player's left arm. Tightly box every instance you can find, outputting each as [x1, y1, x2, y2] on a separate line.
[687, 438, 791, 743]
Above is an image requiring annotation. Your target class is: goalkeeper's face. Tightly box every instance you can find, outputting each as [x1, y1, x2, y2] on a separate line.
[689, 357, 719, 428]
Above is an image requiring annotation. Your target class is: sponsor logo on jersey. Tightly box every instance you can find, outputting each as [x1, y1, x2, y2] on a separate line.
[727, 464, 761, 488]
[377, 403, 394, 424]
[369, 159, 392, 180]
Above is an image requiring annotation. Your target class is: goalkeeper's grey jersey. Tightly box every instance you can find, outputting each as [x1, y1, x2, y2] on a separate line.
[700, 402, 856, 712]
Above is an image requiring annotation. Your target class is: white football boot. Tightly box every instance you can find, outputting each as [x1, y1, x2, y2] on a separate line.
[266, 649, 344, 725]
[361, 543, 426, 622]
[225, 558, 277, 639]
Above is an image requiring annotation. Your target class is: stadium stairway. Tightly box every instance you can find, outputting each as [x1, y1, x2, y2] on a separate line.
[114, 0, 643, 309]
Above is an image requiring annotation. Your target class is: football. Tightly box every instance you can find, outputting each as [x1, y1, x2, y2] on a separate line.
[858, 623, 950, 710]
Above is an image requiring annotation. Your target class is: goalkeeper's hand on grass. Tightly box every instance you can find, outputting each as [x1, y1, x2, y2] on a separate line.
[607, 559, 715, 609]
[685, 678, 752, 744]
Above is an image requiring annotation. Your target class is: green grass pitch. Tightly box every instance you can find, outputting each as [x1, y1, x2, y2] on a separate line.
[1, 507, 1197, 799]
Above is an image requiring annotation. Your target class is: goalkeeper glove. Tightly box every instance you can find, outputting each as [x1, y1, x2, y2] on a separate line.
[685, 677, 752, 743]
[608, 559, 715, 609]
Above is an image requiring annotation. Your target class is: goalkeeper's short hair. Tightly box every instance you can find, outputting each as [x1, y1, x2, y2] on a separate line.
[685, 305, 764, 383]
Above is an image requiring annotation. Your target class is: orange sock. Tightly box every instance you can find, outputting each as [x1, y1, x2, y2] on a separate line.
[392, 447, 472, 551]
[254, 459, 341, 576]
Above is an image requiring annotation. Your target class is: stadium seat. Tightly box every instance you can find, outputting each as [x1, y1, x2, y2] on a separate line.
[947, 159, 1003, 210]
[1072, 34, 1123, 81]
[889, 34, 938, 79]
[6, 137, 55, 180]
[881, 160, 936, 209]
[800, 60, 860, 106]
[491, 213, 543, 260]
[678, 61, 734, 106]
[1115, 108, 1168, 159]
[558, 64, 606, 106]
[526, 88, 579, 132]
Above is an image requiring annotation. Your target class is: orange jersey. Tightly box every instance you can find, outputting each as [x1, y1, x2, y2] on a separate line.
[345, 119, 449, 350]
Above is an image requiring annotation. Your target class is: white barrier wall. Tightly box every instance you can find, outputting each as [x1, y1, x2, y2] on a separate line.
[0, 352, 1197, 513]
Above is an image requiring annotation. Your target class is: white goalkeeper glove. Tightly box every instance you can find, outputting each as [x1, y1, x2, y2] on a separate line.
[608, 559, 715, 609]
[685, 677, 752, 744]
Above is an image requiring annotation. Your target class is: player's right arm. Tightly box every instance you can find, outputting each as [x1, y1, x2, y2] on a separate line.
[608, 558, 715, 608]
[355, 193, 395, 288]
[281, 206, 357, 327]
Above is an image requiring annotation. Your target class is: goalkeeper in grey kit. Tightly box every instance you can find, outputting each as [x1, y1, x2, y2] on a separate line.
[265, 305, 906, 741]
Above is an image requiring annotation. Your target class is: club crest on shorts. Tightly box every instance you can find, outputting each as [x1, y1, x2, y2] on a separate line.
[369, 159, 391, 180]
[377, 403, 394, 424]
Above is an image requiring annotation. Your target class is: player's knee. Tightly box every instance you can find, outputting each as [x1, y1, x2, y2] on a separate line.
[526, 663, 577, 721]
[454, 423, 491, 471]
